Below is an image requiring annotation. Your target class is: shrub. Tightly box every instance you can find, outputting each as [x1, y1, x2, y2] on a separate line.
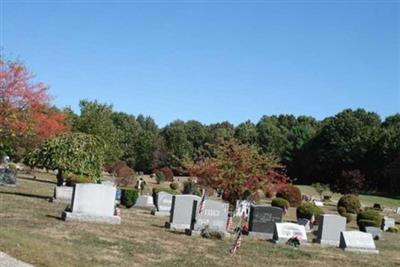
[182, 180, 201, 196]
[357, 209, 382, 231]
[170, 182, 179, 190]
[271, 198, 289, 211]
[106, 160, 127, 175]
[159, 167, 174, 182]
[387, 227, 399, 233]
[296, 202, 324, 225]
[65, 174, 95, 186]
[276, 184, 302, 207]
[7, 162, 17, 171]
[338, 206, 347, 216]
[121, 189, 139, 208]
[152, 187, 179, 195]
[155, 172, 165, 184]
[337, 194, 361, 214]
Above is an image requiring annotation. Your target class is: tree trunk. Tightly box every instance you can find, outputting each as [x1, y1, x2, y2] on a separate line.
[56, 169, 64, 186]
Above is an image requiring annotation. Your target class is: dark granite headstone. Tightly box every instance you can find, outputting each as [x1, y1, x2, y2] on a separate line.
[0, 168, 16, 185]
[365, 226, 383, 240]
[248, 205, 283, 239]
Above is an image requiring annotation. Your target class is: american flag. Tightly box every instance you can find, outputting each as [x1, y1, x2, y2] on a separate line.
[198, 189, 206, 214]
[226, 213, 233, 231]
[230, 228, 242, 255]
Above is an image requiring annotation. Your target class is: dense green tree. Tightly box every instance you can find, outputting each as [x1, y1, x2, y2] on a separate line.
[27, 133, 105, 185]
[256, 115, 289, 157]
[207, 121, 235, 142]
[161, 120, 193, 161]
[75, 100, 122, 164]
[234, 120, 258, 145]
[111, 112, 141, 168]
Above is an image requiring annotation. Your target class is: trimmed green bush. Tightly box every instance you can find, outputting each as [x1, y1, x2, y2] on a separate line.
[121, 189, 139, 208]
[170, 182, 179, 190]
[296, 202, 324, 225]
[337, 194, 361, 214]
[276, 184, 302, 207]
[357, 209, 382, 231]
[271, 197, 289, 210]
[152, 187, 179, 195]
[338, 206, 347, 216]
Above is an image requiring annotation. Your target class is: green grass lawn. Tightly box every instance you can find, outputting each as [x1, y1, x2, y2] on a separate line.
[0, 173, 400, 267]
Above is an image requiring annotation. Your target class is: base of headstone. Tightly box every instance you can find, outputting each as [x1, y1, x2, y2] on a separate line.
[316, 239, 340, 246]
[165, 222, 193, 232]
[151, 210, 170, 217]
[248, 232, 273, 240]
[342, 248, 379, 254]
[62, 211, 121, 224]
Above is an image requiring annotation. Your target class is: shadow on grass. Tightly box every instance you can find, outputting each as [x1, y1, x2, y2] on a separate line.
[46, 214, 63, 221]
[0, 191, 51, 200]
[18, 176, 57, 185]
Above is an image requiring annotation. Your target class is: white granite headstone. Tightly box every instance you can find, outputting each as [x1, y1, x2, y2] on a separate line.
[134, 195, 155, 210]
[381, 217, 396, 231]
[339, 231, 379, 254]
[53, 186, 73, 203]
[62, 184, 120, 224]
[273, 223, 307, 244]
[234, 200, 251, 217]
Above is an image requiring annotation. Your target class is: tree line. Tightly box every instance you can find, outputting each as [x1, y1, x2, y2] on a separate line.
[1, 59, 399, 195]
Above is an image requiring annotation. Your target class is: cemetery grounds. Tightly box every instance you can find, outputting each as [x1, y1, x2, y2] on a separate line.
[0, 172, 399, 267]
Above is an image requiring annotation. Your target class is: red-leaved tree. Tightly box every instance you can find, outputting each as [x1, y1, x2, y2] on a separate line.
[0, 58, 69, 159]
[186, 139, 289, 207]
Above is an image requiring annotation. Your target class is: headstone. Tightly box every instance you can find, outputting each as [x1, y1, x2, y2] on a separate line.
[152, 191, 173, 216]
[234, 200, 251, 217]
[167, 195, 201, 231]
[313, 200, 324, 207]
[297, 218, 312, 233]
[62, 184, 120, 224]
[188, 199, 229, 234]
[52, 186, 73, 203]
[317, 214, 346, 246]
[339, 231, 379, 254]
[0, 168, 16, 185]
[381, 217, 396, 231]
[248, 205, 283, 240]
[365, 226, 383, 240]
[273, 223, 307, 244]
[396, 207, 400, 214]
[134, 195, 155, 210]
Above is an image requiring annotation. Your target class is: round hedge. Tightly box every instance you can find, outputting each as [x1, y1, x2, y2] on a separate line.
[170, 182, 179, 190]
[121, 189, 139, 208]
[357, 209, 382, 231]
[337, 194, 361, 214]
[276, 185, 302, 207]
[296, 202, 324, 225]
[271, 197, 289, 210]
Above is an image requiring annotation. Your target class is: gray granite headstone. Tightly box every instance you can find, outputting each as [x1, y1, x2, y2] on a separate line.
[339, 231, 379, 254]
[189, 199, 229, 233]
[365, 226, 383, 240]
[62, 184, 120, 224]
[273, 223, 307, 244]
[52, 186, 73, 203]
[167, 195, 201, 231]
[152, 192, 173, 216]
[134, 195, 155, 210]
[317, 214, 347, 246]
[396, 207, 400, 214]
[0, 168, 16, 185]
[381, 217, 396, 231]
[248, 205, 283, 240]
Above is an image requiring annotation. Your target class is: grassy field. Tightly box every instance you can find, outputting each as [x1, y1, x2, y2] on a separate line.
[0, 173, 400, 267]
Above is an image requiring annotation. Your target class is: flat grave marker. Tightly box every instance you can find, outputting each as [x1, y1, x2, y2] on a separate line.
[339, 231, 379, 254]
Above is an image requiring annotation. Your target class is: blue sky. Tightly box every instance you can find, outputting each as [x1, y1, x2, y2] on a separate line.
[2, 1, 399, 126]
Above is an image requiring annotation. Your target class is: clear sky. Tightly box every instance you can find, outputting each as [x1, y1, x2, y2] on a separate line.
[1, 1, 399, 126]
